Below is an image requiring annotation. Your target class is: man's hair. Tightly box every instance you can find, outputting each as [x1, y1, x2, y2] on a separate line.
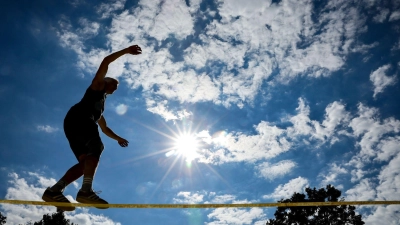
[104, 77, 119, 84]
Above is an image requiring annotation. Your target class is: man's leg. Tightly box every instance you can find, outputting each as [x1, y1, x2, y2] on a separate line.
[52, 153, 99, 193]
[81, 155, 99, 192]
[50, 160, 85, 192]
[76, 137, 108, 208]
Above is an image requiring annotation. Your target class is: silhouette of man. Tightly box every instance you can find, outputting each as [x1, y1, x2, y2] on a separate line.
[42, 45, 142, 211]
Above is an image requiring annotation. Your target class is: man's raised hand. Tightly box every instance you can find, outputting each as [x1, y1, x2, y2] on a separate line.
[127, 45, 142, 55]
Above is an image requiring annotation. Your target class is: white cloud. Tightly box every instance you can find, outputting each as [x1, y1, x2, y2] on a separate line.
[286, 99, 349, 145]
[77, 18, 100, 37]
[263, 177, 309, 200]
[172, 191, 248, 204]
[376, 154, 400, 200]
[324, 101, 400, 223]
[115, 103, 128, 115]
[256, 160, 296, 180]
[37, 125, 59, 133]
[68, 0, 84, 7]
[56, 16, 109, 75]
[345, 178, 376, 201]
[173, 191, 205, 204]
[364, 205, 400, 225]
[97, 0, 126, 19]
[56, 0, 371, 111]
[353, 154, 400, 224]
[345, 103, 400, 183]
[286, 98, 314, 137]
[208, 194, 236, 204]
[389, 10, 400, 21]
[206, 207, 266, 225]
[197, 121, 290, 164]
[149, 0, 195, 42]
[319, 163, 347, 186]
[375, 136, 400, 162]
[196, 99, 351, 166]
[370, 64, 397, 98]
[392, 40, 400, 51]
[172, 191, 268, 224]
[173, 191, 249, 205]
[349, 103, 400, 161]
[0, 172, 121, 225]
[146, 100, 192, 121]
[373, 8, 390, 23]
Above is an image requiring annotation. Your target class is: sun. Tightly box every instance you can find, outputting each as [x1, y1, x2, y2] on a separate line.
[174, 133, 199, 163]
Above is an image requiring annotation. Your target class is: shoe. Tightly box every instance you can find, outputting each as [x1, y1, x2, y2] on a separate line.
[76, 189, 109, 209]
[42, 187, 75, 211]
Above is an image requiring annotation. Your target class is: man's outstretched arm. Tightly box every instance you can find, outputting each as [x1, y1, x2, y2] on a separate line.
[98, 116, 129, 147]
[91, 45, 142, 90]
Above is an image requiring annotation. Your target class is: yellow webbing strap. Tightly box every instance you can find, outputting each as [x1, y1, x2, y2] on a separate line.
[1, 200, 400, 208]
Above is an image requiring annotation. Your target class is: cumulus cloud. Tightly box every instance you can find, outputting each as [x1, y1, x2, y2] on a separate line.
[319, 163, 348, 186]
[345, 178, 376, 201]
[370, 64, 397, 98]
[349, 103, 400, 162]
[206, 207, 266, 225]
[343, 103, 400, 184]
[256, 160, 296, 180]
[56, 0, 372, 112]
[317, 102, 400, 223]
[286, 99, 350, 145]
[364, 205, 400, 225]
[196, 121, 290, 164]
[376, 154, 400, 200]
[37, 125, 59, 133]
[77, 18, 100, 37]
[172, 191, 252, 204]
[263, 177, 309, 200]
[173, 191, 205, 204]
[1, 172, 121, 225]
[171, 191, 267, 224]
[97, 0, 126, 19]
[373, 8, 390, 23]
[195, 99, 351, 169]
[207, 194, 237, 204]
[146, 100, 192, 121]
[356, 153, 400, 225]
[115, 103, 128, 115]
[389, 10, 400, 21]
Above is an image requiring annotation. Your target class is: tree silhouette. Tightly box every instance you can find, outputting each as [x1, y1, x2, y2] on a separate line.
[2, 210, 78, 225]
[31, 211, 77, 225]
[266, 185, 364, 225]
[0, 212, 6, 225]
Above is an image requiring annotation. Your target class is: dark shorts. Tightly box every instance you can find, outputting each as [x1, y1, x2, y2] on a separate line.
[64, 113, 104, 161]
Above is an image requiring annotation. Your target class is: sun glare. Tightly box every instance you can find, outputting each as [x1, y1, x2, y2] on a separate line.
[174, 134, 199, 163]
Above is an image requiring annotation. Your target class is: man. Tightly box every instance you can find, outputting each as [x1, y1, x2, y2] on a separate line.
[42, 45, 142, 211]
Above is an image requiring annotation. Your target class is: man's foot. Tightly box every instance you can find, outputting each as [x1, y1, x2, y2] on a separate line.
[76, 189, 109, 209]
[42, 188, 75, 211]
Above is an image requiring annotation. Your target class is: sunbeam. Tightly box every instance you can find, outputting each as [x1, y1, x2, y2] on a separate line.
[124, 114, 232, 198]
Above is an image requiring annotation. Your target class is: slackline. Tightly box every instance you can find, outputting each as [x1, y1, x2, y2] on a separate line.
[1, 200, 400, 208]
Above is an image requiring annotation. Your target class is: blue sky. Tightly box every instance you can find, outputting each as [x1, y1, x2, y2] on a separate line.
[1, 0, 400, 224]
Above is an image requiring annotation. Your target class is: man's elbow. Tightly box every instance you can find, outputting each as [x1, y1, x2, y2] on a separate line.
[102, 57, 112, 65]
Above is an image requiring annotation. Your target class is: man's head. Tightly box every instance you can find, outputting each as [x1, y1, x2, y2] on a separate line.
[104, 77, 119, 94]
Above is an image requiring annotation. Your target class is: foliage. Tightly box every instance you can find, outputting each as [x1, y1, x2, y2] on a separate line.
[0, 212, 6, 225]
[3, 209, 79, 225]
[33, 211, 77, 225]
[266, 185, 365, 225]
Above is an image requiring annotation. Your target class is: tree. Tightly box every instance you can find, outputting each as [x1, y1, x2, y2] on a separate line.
[0, 211, 6, 225]
[31, 211, 77, 225]
[266, 185, 364, 225]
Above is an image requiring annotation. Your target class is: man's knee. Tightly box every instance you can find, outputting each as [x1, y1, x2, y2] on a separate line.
[86, 138, 104, 159]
